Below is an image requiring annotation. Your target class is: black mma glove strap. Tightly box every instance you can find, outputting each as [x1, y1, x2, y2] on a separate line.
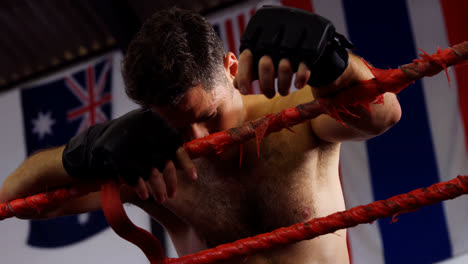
[62, 121, 111, 180]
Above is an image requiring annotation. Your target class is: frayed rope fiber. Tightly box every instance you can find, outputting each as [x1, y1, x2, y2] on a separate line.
[1, 42, 468, 264]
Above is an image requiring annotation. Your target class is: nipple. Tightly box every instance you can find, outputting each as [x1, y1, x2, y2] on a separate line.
[302, 207, 311, 220]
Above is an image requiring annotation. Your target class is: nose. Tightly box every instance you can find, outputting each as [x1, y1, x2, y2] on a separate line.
[187, 124, 210, 140]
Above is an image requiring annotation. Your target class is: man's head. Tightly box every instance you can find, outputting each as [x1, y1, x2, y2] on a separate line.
[122, 8, 242, 140]
[122, 7, 227, 107]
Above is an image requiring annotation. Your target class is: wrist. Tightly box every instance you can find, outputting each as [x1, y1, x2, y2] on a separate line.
[312, 53, 375, 98]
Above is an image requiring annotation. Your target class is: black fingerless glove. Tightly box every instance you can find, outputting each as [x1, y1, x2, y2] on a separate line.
[62, 108, 182, 185]
[240, 5, 355, 87]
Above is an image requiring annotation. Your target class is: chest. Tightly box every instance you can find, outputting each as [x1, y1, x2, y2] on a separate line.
[181, 123, 324, 246]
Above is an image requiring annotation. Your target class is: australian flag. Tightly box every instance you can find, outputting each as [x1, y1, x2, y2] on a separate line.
[20, 57, 113, 248]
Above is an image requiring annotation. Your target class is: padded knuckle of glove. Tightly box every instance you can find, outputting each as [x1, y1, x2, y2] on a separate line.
[240, 5, 355, 87]
[62, 108, 182, 185]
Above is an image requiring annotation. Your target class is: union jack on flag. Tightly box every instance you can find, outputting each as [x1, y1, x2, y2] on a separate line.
[20, 57, 113, 248]
[65, 59, 112, 134]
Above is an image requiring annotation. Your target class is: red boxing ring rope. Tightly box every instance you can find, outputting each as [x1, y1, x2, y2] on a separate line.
[1, 42, 468, 263]
[167, 175, 468, 264]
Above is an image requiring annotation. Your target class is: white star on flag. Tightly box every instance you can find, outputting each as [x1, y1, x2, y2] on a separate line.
[31, 111, 56, 140]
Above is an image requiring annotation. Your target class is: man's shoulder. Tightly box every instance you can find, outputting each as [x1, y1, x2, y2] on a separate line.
[243, 87, 315, 118]
[271, 88, 342, 149]
[272, 87, 315, 113]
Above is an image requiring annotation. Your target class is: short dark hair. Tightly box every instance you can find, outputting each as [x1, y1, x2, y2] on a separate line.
[122, 8, 226, 107]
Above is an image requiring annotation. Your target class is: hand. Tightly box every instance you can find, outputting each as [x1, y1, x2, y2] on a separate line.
[132, 147, 197, 203]
[235, 49, 311, 98]
[234, 6, 353, 98]
[62, 108, 197, 202]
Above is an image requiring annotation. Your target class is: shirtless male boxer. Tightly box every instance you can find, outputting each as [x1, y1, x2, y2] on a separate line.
[0, 6, 401, 264]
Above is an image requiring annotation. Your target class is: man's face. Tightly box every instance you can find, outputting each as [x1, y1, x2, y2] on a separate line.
[152, 83, 235, 142]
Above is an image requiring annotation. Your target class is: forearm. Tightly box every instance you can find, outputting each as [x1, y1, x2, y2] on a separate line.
[23, 192, 102, 220]
[327, 92, 401, 136]
[27, 187, 138, 220]
[0, 146, 75, 202]
[0, 146, 103, 219]
[311, 53, 401, 140]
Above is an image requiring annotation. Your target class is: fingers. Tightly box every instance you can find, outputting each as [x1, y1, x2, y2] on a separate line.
[235, 49, 253, 94]
[294, 62, 311, 89]
[258, 55, 276, 98]
[131, 148, 196, 203]
[236, 50, 298, 98]
[277, 59, 293, 96]
[175, 147, 197, 180]
[132, 161, 177, 203]
[146, 160, 179, 202]
[147, 168, 167, 203]
[134, 177, 149, 200]
[163, 160, 177, 198]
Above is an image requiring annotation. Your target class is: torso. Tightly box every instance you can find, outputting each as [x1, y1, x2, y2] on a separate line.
[136, 88, 349, 264]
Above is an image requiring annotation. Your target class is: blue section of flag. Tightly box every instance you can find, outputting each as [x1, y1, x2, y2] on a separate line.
[28, 212, 109, 248]
[20, 58, 113, 248]
[342, 0, 452, 263]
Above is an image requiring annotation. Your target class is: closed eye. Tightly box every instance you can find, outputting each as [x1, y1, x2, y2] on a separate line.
[198, 111, 217, 123]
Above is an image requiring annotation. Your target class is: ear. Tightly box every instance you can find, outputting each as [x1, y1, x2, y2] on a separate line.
[223, 52, 238, 78]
